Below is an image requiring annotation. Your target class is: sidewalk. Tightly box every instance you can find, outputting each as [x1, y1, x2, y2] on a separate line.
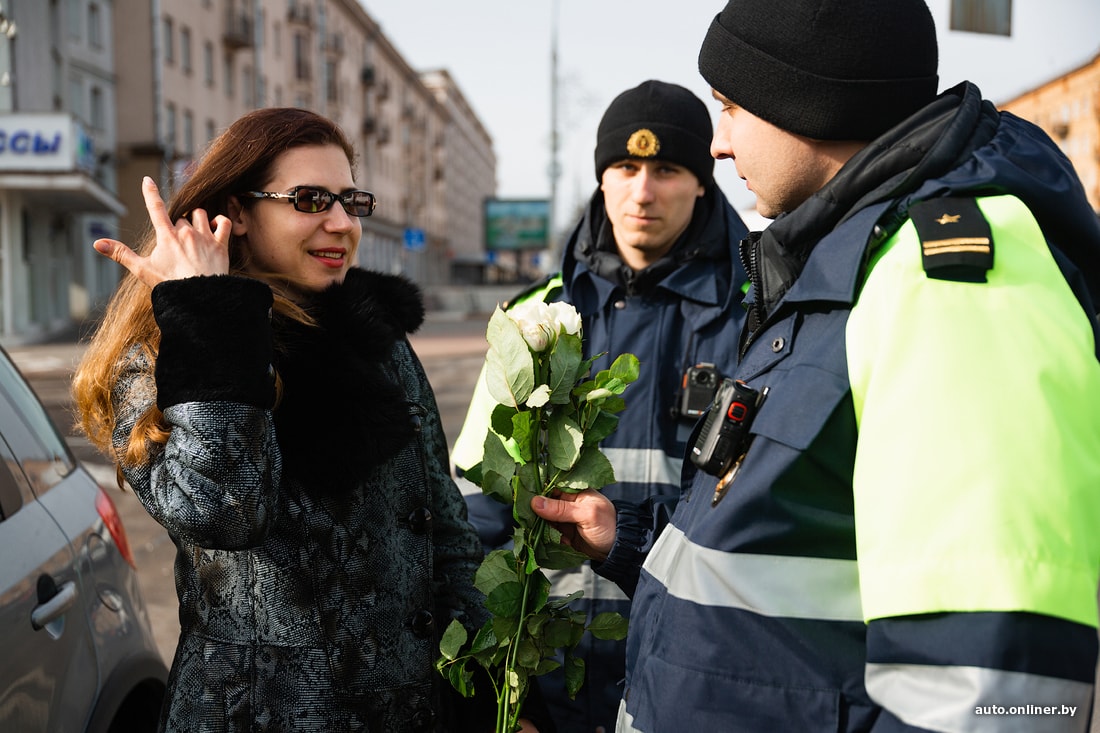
[5, 310, 491, 379]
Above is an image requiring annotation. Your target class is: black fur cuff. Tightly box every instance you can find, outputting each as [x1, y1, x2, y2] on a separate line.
[152, 275, 276, 410]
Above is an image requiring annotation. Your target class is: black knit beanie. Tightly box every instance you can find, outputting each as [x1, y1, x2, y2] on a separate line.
[594, 80, 714, 185]
[698, 0, 939, 141]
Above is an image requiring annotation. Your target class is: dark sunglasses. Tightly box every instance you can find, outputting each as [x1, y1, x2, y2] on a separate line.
[242, 186, 377, 217]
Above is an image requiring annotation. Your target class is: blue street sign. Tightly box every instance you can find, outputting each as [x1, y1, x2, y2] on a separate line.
[404, 227, 426, 251]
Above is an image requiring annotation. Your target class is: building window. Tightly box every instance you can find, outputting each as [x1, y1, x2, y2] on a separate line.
[67, 0, 81, 38]
[243, 66, 253, 107]
[325, 60, 338, 103]
[90, 86, 104, 129]
[88, 4, 103, 48]
[205, 119, 216, 146]
[69, 76, 84, 119]
[224, 54, 235, 98]
[950, 0, 1012, 36]
[294, 33, 310, 81]
[165, 102, 177, 156]
[181, 26, 192, 74]
[204, 41, 214, 86]
[163, 16, 175, 64]
[182, 110, 194, 158]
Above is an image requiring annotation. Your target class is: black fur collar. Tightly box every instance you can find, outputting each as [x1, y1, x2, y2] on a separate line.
[272, 268, 426, 493]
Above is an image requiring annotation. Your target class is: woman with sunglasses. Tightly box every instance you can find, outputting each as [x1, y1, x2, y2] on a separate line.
[72, 108, 549, 732]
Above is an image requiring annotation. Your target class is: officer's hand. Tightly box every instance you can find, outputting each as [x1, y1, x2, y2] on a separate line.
[93, 176, 231, 287]
[531, 490, 616, 562]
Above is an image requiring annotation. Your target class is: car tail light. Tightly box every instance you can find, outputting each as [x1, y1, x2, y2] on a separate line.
[96, 486, 136, 569]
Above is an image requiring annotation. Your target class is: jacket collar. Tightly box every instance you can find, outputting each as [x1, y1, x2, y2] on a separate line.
[743, 82, 995, 326]
[563, 185, 748, 320]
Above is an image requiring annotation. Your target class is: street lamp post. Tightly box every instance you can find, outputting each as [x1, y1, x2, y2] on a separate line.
[548, 0, 561, 273]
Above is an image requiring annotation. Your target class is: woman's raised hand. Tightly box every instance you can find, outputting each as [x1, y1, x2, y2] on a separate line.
[93, 176, 232, 288]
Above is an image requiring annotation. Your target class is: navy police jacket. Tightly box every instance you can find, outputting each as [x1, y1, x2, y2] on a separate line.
[601, 82, 1100, 733]
[454, 183, 749, 731]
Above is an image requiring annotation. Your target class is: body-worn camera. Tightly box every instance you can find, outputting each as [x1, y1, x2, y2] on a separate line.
[676, 363, 721, 419]
[690, 378, 765, 476]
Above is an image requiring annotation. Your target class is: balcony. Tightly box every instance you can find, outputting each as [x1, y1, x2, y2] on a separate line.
[223, 12, 253, 50]
[288, 3, 312, 26]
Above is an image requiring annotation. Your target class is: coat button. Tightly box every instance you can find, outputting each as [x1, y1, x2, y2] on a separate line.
[613, 299, 626, 310]
[771, 337, 785, 352]
[409, 609, 434, 638]
[407, 507, 432, 534]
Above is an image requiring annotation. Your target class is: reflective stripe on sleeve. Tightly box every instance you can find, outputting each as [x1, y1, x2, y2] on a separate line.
[642, 525, 862, 621]
[866, 662, 1093, 733]
[545, 563, 629, 602]
[602, 446, 682, 487]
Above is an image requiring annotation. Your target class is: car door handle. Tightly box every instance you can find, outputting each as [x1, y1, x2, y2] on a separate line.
[31, 580, 78, 631]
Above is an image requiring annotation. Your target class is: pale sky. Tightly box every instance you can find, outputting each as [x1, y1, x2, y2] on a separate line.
[362, 0, 1100, 230]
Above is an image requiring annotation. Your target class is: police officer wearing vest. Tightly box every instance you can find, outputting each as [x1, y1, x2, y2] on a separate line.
[453, 80, 749, 731]
[531, 1, 1100, 731]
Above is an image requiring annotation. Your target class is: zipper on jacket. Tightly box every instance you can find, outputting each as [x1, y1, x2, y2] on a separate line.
[738, 234, 765, 359]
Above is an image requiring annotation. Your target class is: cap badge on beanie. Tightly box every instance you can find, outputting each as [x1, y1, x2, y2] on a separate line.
[626, 129, 660, 158]
[593, 80, 714, 184]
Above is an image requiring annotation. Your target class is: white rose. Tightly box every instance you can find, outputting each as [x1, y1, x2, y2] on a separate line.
[547, 301, 582, 336]
[507, 300, 554, 352]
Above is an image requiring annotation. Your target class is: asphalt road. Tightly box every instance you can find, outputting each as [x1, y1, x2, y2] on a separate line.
[11, 312, 492, 666]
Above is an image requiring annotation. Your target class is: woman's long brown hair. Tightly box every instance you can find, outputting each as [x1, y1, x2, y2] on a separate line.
[72, 107, 357, 473]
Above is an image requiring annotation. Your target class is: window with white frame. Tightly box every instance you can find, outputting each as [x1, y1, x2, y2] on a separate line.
[163, 16, 175, 64]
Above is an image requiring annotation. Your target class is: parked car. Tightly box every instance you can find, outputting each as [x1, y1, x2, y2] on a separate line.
[0, 343, 167, 732]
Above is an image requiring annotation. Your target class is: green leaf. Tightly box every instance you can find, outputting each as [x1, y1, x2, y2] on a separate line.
[492, 614, 519, 642]
[546, 590, 584, 609]
[474, 549, 520, 596]
[534, 658, 562, 675]
[481, 470, 512, 506]
[547, 412, 583, 471]
[484, 307, 535, 408]
[469, 621, 499, 655]
[564, 654, 586, 699]
[601, 396, 627, 414]
[541, 618, 578, 648]
[548, 333, 583, 404]
[587, 612, 629, 640]
[490, 403, 519, 439]
[512, 467, 540, 533]
[536, 539, 590, 570]
[528, 570, 551, 614]
[557, 445, 616, 491]
[438, 618, 468, 661]
[509, 411, 536, 462]
[609, 352, 641, 384]
[461, 461, 484, 487]
[485, 580, 526, 618]
[582, 410, 620, 445]
[447, 659, 475, 697]
[480, 437, 518, 506]
[516, 638, 541, 669]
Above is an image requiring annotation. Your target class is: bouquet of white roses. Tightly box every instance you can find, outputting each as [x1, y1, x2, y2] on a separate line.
[436, 300, 638, 733]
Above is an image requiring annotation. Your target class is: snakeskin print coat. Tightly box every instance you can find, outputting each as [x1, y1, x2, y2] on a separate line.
[111, 269, 493, 732]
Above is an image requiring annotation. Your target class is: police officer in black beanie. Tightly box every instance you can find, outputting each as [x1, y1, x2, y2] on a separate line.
[453, 79, 749, 732]
[530, 1, 1100, 731]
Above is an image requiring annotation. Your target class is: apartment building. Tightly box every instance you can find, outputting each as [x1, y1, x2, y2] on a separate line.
[0, 0, 496, 344]
[0, 0, 124, 344]
[999, 51, 1100, 212]
[115, 0, 496, 287]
